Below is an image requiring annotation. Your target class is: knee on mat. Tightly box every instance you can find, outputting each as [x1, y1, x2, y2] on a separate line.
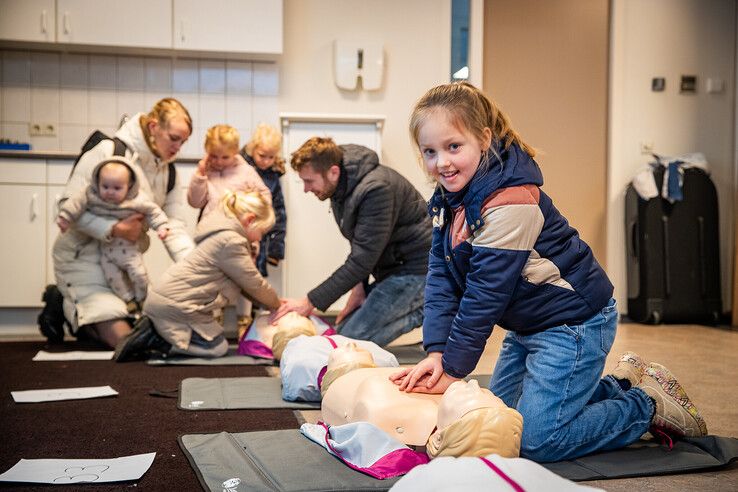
[519, 424, 568, 463]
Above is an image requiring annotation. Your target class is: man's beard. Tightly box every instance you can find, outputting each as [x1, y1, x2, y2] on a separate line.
[316, 179, 338, 201]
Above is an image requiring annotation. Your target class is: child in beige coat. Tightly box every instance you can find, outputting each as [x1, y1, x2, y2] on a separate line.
[114, 190, 280, 361]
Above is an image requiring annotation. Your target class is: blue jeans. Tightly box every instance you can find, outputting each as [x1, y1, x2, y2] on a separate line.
[337, 274, 425, 347]
[489, 299, 654, 462]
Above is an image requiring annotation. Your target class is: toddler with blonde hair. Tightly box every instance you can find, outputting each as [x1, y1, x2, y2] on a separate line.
[240, 123, 287, 278]
[188, 124, 272, 330]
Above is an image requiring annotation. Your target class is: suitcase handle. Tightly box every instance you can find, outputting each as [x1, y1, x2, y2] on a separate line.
[698, 216, 706, 296]
[661, 216, 671, 297]
[629, 221, 639, 259]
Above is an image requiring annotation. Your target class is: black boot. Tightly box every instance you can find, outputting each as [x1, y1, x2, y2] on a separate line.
[113, 316, 171, 362]
[37, 285, 67, 344]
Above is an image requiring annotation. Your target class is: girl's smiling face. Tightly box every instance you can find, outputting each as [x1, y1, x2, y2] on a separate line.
[418, 109, 491, 192]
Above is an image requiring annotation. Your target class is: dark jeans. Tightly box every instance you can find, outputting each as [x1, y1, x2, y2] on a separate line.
[336, 274, 425, 347]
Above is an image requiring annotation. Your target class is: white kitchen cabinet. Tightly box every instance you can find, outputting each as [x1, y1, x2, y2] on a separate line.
[0, 0, 55, 43]
[0, 158, 48, 307]
[56, 0, 172, 49]
[173, 0, 282, 54]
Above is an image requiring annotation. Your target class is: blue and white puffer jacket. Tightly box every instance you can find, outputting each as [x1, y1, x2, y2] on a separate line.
[423, 143, 613, 378]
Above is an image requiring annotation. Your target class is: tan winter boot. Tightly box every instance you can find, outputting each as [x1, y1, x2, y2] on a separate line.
[237, 315, 253, 341]
[638, 362, 708, 438]
[610, 351, 648, 387]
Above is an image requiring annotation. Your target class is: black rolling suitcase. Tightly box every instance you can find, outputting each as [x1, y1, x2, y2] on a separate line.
[625, 164, 722, 324]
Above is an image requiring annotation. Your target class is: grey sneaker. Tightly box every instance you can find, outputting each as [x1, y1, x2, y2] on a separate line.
[610, 351, 647, 387]
[638, 362, 708, 438]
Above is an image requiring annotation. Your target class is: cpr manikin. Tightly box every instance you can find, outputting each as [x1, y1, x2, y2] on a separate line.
[279, 335, 398, 402]
[321, 369, 523, 457]
[239, 311, 319, 360]
[270, 312, 317, 360]
[321, 367, 442, 446]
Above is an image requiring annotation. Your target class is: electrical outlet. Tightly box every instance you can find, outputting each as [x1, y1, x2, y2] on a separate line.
[29, 122, 57, 137]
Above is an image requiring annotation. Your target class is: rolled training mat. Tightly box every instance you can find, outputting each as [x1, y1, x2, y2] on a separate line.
[179, 430, 738, 491]
[384, 343, 426, 365]
[179, 430, 399, 491]
[178, 377, 320, 410]
[147, 347, 274, 366]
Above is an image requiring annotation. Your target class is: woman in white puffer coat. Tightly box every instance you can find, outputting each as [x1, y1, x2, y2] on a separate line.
[51, 98, 195, 348]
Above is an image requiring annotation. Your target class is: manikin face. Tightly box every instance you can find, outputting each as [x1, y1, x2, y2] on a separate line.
[298, 164, 339, 201]
[207, 145, 238, 172]
[252, 145, 279, 171]
[326, 342, 375, 369]
[436, 379, 506, 431]
[148, 116, 191, 161]
[276, 312, 316, 336]
[98, 163, 131, 204]
[417, 110, 491, 192]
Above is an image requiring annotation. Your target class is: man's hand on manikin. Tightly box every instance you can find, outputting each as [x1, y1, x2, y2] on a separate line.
[269, 296, 315, 324]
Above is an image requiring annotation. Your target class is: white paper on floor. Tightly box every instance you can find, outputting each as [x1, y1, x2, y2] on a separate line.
[32, 351, 114, 361]
[0, 452, 156, 484]
[11, 386, 118, 403]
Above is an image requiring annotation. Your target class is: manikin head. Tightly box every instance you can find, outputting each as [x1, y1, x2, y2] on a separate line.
[320, 342, 376, 398]
[271, 312, 317, 360]
[426, 379, 523, 459]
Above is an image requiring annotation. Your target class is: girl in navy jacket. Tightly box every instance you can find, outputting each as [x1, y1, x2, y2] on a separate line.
[240, 123, 287, 277]
[391, 82, 707, 462]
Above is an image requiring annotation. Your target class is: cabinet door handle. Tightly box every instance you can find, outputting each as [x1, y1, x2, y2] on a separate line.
[63, 12, 71, 35]
[30, 193, 39, 221]
[40, 10, 47, 34]
[180, 20, 186, 42]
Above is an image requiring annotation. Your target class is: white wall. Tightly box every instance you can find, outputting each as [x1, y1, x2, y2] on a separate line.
[0, 50, 278, 159]
[279, 0, 451, 197]
[608, 0, 736, 313]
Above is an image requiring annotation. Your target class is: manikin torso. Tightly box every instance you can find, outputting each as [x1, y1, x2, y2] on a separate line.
[321, 367, 443, 446]
[321, 368, 513, 448]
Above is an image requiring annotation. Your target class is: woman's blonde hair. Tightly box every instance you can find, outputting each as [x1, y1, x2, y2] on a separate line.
[244, 123, 285, 173]
[143, 97, 193, 133]
[222, 190, 275, 232]
[205, 125, 240, 154]
[426, 406, 523, 459]
[409, 82, 535, 172]
[271, 313, 317, 360]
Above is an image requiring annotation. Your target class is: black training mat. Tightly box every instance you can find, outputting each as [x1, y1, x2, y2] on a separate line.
[178, 377, 320, 410]
[179, 430, 400, 492]
[180, 428, 738, 490]
[541, 436, 738, 480]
